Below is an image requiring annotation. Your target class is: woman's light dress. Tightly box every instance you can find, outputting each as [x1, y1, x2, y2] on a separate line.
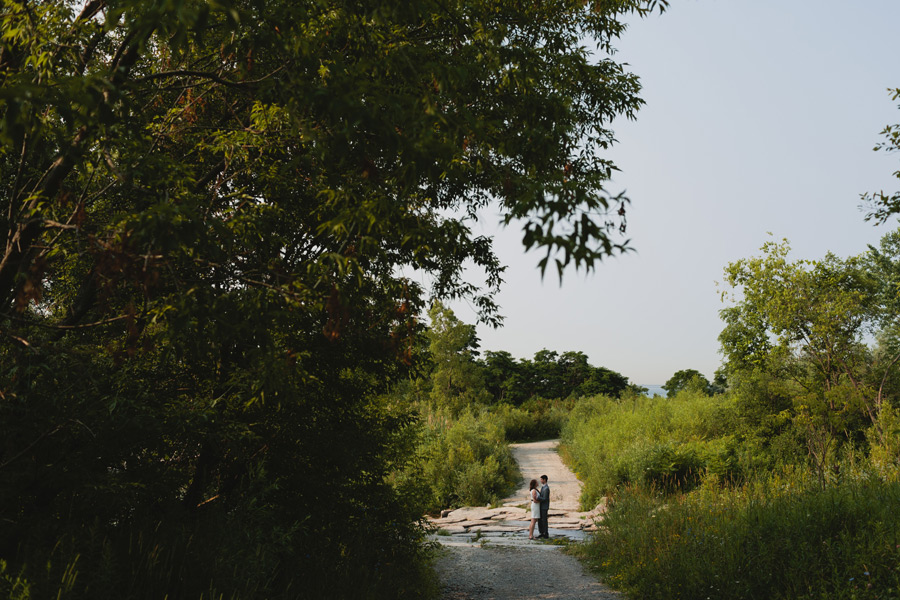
[530, 489, 541, 519]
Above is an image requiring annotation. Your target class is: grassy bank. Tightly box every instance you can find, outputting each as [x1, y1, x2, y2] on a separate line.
[562, 391, 900, 599]
[577, 472, 900, 599]
[561, 392, 744, 508]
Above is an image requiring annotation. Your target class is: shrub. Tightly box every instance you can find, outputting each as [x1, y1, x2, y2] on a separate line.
[413, 409, 520, 511]
[492, 399, 571, 442]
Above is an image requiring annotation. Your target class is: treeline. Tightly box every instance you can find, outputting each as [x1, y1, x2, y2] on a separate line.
[564, 224, 900, 600]
[412, 302, 635, 410]
[481, 349, 633, 405]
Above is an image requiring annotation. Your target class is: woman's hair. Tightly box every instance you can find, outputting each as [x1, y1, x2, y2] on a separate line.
[529, 479, 538, 491]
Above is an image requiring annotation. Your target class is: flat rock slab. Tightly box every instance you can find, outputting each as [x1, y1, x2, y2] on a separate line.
[467, 525, 526, 533]
[486, 506, 529, 519]
[550, 518, 585, 525]
[435, 507, 496, 523]
[550, 523, 584, 530]
[450, 520, 494, 529]
[435, 525, 468, 534]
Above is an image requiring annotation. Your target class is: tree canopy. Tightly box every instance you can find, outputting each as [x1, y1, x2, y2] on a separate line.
[718, 234, 900, 486]
[662, 368, 712, 398]
[0, 0, 664, 596]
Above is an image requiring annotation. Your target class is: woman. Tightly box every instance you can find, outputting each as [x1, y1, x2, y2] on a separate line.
[527, 479, 540, 540]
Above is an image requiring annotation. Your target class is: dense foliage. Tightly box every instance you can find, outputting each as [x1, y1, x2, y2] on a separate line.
[0, 0, 664, 597]
[482, 348, 635, 404]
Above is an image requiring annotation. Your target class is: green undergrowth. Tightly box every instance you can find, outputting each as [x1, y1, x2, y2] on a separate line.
[579, 470, 900, 600]
[392, 407, 521, 512]
[560, 392, 743, 508]
[492, 398, 572, 443]
[561, 389, 900, 599]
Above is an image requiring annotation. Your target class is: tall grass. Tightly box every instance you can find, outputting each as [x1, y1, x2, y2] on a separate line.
[563, 391, 900, 599]
[492, 398, 572, 442]
[579, 470, 900, 600]
[561, 391, 742, 508]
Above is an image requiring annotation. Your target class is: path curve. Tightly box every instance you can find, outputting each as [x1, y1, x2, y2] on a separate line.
[502, 439, 581, 512]
[430, 439, 616, 599]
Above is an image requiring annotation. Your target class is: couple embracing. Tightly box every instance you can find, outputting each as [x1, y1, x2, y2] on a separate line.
[527, 475, 550, 540]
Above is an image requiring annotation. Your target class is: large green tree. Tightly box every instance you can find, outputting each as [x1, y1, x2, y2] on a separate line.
[426, 301, 490, 412]
[718, 238, 900, 486]
[0, 0, 664, 596]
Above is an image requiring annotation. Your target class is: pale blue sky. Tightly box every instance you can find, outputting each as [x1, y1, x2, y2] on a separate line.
[450, 0, 900, 385]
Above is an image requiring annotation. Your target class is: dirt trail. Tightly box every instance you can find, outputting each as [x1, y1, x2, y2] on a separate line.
[430, 439, 617, 599]
[502, 439, 582, 512]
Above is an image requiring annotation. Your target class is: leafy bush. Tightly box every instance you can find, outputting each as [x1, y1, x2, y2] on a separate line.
[868, 402, 900, 474]
[492, 399, 572, 442]
[408, 409, 520, 511]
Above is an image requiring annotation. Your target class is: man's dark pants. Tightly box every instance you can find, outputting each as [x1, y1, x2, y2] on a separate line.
[538, 506, 549, 537]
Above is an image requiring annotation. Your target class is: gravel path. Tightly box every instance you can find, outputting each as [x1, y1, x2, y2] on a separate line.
[432, 439, 618, 599]
[434, 544, 621, 600]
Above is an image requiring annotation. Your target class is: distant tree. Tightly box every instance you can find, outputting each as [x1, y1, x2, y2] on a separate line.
[478, 347, 631, 402]
[532, 348, 564, 399]
[427, 302, 490, 411]
[482, 350, 522, 404]
[709, 368, 729, 395]
[559, 350, 595, 391]
[582, 365, 632, 398]
[662, 369, 712, 398]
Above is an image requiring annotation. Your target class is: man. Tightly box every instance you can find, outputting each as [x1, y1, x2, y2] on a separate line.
[537, 475, 550, 538]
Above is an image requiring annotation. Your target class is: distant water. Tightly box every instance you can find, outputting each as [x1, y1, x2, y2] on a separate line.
[640, 385, 667, 397]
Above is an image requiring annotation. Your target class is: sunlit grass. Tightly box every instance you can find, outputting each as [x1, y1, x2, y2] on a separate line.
[579, 471, 900, 600]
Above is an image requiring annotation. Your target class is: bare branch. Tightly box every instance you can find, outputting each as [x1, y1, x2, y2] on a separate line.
[1, 312, 130, 331]
[20, 218, 79, 231]
[137, 65, 285, 89]
[0, 425, 62, 471]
